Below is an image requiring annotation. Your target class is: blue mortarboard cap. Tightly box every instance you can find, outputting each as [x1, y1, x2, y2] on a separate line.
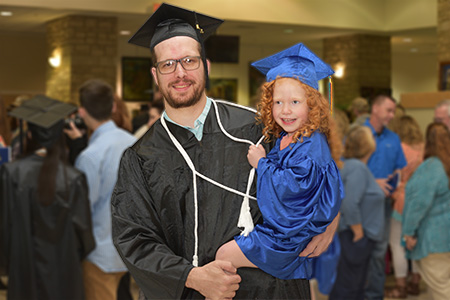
[251, 43, 334, 90]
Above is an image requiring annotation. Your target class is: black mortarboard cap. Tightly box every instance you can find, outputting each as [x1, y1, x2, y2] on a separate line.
[128, 3, 223, 49]
[8, 95, 77, 148]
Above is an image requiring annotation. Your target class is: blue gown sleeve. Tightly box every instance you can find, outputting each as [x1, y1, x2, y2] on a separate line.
[235, 136, 343, 280]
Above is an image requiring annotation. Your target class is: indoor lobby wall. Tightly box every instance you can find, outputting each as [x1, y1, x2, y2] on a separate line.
[0, 33, 47, 105]
[0, 32, 441, 119]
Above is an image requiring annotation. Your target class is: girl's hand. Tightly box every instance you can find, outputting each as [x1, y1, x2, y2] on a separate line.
[247, 145, 266, 168]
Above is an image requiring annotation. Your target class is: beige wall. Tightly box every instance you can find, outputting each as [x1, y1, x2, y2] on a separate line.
[0, 31, 441, 119]
[392, 52, 438, 103]
[0, 33, 47, 95]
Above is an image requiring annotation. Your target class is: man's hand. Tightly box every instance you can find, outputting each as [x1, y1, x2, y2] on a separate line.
[63, 121, 83, 140]
[376, 178, 393, 197]
[247, 145, 266, 169]
[185, 260, 241, 300]
[299, 213, 340, 257]
[350, 223, 364, 242]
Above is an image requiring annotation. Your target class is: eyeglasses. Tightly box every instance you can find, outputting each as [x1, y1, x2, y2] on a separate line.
[155, 56, 202, 74]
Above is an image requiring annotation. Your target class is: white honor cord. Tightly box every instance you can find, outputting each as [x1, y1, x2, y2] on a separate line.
[160, 99, 264, 266]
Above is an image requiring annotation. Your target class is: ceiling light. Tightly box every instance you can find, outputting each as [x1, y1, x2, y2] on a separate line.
[284, 29, 294, 34]
[403, 38, 412, 43]
[0, 11, 13, 17]
[410, 48, 418, 53]
[120, 30, 131, 36]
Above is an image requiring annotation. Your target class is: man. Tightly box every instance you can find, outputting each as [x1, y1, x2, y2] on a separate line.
[434, 99, 450, 130]
[363, 95, 407, 300]
[75, 79, 136, 300]
[111, 3, 337, 299]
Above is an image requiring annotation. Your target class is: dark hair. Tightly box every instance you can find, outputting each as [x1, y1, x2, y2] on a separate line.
[79, 79, 114, 121]
[37, 134, 69, 206]
[150, 97, 165, 115]
[370, 94, 396, 108]
[424, 122, 450, 187]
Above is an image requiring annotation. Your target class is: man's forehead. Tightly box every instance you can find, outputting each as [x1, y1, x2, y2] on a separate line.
[154, 36, 201, 58]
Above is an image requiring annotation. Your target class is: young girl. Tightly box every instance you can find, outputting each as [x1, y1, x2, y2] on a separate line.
[216, 43, 344, 280]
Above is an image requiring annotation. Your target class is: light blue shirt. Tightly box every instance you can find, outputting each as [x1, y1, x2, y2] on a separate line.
[162, 97, 211, 141]
[75, 120, 136, 272]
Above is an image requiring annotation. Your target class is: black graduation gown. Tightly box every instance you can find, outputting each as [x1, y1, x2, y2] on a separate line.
[112, 101, 310, 299]
[0, 154, 95, 300]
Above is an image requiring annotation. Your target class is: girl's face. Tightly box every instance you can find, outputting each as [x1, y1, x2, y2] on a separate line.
[272, 78, 309, 136]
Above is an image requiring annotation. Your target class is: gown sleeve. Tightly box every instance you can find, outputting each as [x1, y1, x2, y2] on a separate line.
[256, 148, 342, 238]
[111, 148, 194, 299]
[0, 165, 11, 275]
[235, 139, 343, 279]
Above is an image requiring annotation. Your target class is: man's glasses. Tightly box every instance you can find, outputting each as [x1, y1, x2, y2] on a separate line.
[155, 56, 202, 74]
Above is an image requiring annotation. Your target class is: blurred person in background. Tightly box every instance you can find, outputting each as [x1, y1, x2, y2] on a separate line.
[348, 97, 369, 127]
[402, 122, 450, 300]
[434, 99, 450, 130]
[75, 79, 136, 300]
[385, 115, 424, 298]
[329, 126, 385, 300]
[363, 94, 406, 300]
[134, 94, 164, 139]
[0, 95, 95, 300]
[111, 95, 132, 133]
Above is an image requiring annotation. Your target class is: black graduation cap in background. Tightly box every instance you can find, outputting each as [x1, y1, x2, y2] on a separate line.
[128, 3, 223, 50]
[9, 95, 77, 148]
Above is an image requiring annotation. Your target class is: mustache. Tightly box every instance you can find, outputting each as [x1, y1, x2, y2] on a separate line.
[169, 79, 195, 86]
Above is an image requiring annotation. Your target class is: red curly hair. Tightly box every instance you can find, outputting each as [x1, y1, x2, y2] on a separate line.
[257, 77, 343, 168]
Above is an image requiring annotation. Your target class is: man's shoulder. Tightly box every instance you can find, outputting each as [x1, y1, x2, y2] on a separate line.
[215, 100, 256, 121]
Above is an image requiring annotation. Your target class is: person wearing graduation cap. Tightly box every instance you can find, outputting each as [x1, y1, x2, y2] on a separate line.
[0, 95, 95, 300]
[215, 43, 344, 280]
[111, 3, 339, 299]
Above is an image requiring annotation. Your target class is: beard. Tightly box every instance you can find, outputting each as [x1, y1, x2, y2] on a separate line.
[160, 77, 206, 109]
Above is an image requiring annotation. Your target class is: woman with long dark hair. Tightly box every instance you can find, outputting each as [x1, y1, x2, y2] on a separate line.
[402, 122, 450, 300]
[0, 96, 95, 300]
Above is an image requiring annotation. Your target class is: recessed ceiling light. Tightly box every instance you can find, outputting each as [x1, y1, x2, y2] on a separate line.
[0, 11, 13, 17]
[410, 48, 418, 53]
[403, 38, 412, 43]
[284, 29, 294, 34]
[120, 30, 131, 36]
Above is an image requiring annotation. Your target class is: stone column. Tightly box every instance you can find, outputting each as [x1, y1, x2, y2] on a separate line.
[46, 15, 117, 104]
[323, 34, 391, 107]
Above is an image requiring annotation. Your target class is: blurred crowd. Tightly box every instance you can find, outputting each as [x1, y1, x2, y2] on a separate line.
[0, 87, 449, 300]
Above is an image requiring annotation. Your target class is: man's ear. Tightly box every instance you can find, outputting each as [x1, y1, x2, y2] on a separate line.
[111, 100, 117, 114]
[151, 67, 159, 86]
[78, 107, 86, 118]
[206, 59, 211, 75]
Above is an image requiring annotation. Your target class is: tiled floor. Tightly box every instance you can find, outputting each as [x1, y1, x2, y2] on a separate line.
[0, 274, 434, 300]
[313, 274, 433, 300]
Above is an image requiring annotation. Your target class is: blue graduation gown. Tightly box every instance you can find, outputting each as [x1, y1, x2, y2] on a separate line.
[235, 131, 344, 279]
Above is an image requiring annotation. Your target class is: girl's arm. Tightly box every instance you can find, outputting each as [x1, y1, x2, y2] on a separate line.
[215, 240, 257, 269]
